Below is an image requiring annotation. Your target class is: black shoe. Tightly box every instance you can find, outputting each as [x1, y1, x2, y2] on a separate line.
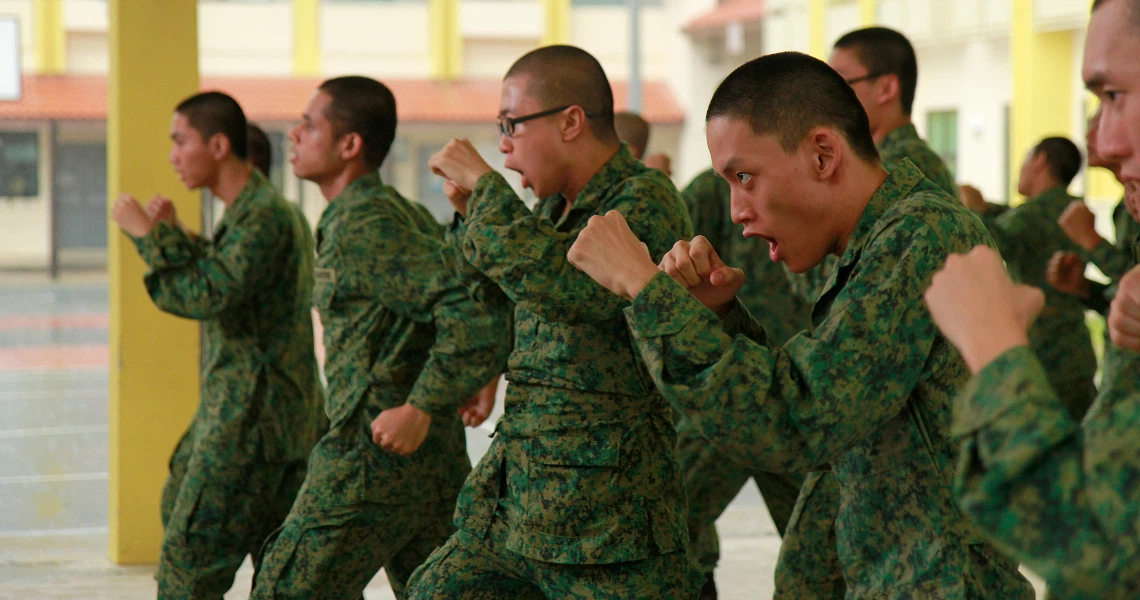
[698, 572, 718, 600]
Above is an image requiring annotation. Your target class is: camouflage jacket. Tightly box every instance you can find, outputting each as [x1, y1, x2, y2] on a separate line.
[980, 186, 1097, 393]
[953, 345, 1140, 599]
[683, 169, 810, 346]
[311, 172, 511, 504]
[133, 169, 326, 467]
[785, 123, 957, 305]
[625, 161, 1032, 598]
[452, 145, 694, 565]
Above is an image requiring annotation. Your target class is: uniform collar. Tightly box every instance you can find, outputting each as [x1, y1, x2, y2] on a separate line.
[837, 158, 925, 269]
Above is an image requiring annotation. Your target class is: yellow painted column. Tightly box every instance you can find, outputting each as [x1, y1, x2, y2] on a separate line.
[293, 0, 320, 77]
[1009, 0, 1073, 205]
[808, 0, 826, 58]
[542, 0, 571, 46]
[858, 0, 878, 26]
[107, 0, 200, 564]
[33, 0, 65, 74]
[429, 0, 462, 80]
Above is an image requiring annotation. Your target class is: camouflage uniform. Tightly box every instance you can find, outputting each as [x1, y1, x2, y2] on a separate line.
[132, 169, 327, 599]
[626, 160, 1034, 598]
[952, 343, 1140, 599]
[251, 173, 511, 600]
[672, 169, 810, 576]
[406, 145, 705, 599]
[776, 124, 964, 599]
[979, 185, 1098, 419]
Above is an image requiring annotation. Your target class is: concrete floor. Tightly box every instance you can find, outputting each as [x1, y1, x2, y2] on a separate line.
[0, 273, 1047, 598]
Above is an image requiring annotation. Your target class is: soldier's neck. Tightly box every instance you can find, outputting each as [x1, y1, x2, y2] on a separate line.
[320, 162, 373, 203]
[871, 113, 911, 146]
[210, 160, 253, 207]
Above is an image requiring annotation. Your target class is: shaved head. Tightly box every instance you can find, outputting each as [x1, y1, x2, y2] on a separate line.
[614, 112, 650, 158]
[504, 45, 617, 143]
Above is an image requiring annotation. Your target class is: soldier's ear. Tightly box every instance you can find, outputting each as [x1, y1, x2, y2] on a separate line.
[209, 133, 231, 161]
[339, 132, 364, 162]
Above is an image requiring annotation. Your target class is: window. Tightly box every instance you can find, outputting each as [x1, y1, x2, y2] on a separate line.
[0, 131, 39, 197]
[926, 110, 958, 178]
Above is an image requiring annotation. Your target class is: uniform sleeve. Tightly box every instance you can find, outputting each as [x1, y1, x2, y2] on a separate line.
[459, 170, 691, 324]
[134, 211, 282, 320]
[335, 210, 511, 417]
[951, 346, 1140, 599]
[623, 214, 942, 473]
[1085, 240, 1134, 282]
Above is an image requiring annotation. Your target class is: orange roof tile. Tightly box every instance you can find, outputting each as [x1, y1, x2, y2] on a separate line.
[684, 0, 765, 34]
[0, 75, 684, 125]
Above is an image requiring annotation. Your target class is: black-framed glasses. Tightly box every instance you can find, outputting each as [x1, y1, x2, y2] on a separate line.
[497, 105, 595, 137]
[844, 72, 884, 86]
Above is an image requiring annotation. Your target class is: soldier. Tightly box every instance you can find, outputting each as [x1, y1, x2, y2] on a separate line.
[773, 26, 970, 599]
[109, 91, 325, 599]
[1048, 111, 1140, 317]
[246, 122, 274, 179]
[673, 168, 810, 600]
[406, 45, 702, 599]
[568, 51, 1035, 598]
[615, 110, 673, 176]
[959, 136, 1098, 420]
[250, 76, 511, 600]
[922, 2, 1140, 594]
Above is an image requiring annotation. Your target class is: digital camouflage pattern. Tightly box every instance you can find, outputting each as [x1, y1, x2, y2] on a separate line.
[980, 185, 1098, 419]
[406, 145, 704, 599]
[774, 123, 965, 599]
[625, 161, 1034, 598]
[251, 172, 512, 600]
[673, 168, 809, 574]
[131, 169, 327, 599]
[952, 345, 1140, 599]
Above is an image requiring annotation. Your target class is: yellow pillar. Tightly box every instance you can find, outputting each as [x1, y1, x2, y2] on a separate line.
[808, 0, 826, 58]
[859, 0, 878, 26]
[107, 0, 200, 564]
[542, 0, 571, 46]
[293, 0, 320, 77]
[33, 0, 65, 74]
[429, 0, 462, 80]
[1009, 0, 1073, 205]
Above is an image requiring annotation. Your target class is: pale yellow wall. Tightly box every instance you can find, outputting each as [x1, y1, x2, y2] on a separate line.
[0, 0, 36, 72]
[321, 2, 431, 77]
[65, 31, 106, 73]
[570, 5, 671, 80]
[0, 123, 50, 268]
[199, 1, 291, 76]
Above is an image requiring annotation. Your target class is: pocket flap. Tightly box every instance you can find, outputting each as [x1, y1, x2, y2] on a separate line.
[527, 427, 622, 467]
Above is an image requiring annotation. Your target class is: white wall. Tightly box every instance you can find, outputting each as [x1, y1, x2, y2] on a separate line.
[321, 2, 432, 78]
[571, 5, 672, 81]
[0, 0, 35, 72]
[912, 38, 1011, 202]
[0, 123, 51, 269]
[199, 1, 292, 76]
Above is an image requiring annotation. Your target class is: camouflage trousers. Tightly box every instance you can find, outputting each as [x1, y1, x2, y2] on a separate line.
[405, 508, 704, 600]
[773, 471, 845, 600]
[675, 421, 802, 573]
[157, 428, 307, 600]
[250, 481, 455, 600]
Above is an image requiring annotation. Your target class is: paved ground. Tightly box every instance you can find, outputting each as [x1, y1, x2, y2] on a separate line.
[0, 273, 1047, 598]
